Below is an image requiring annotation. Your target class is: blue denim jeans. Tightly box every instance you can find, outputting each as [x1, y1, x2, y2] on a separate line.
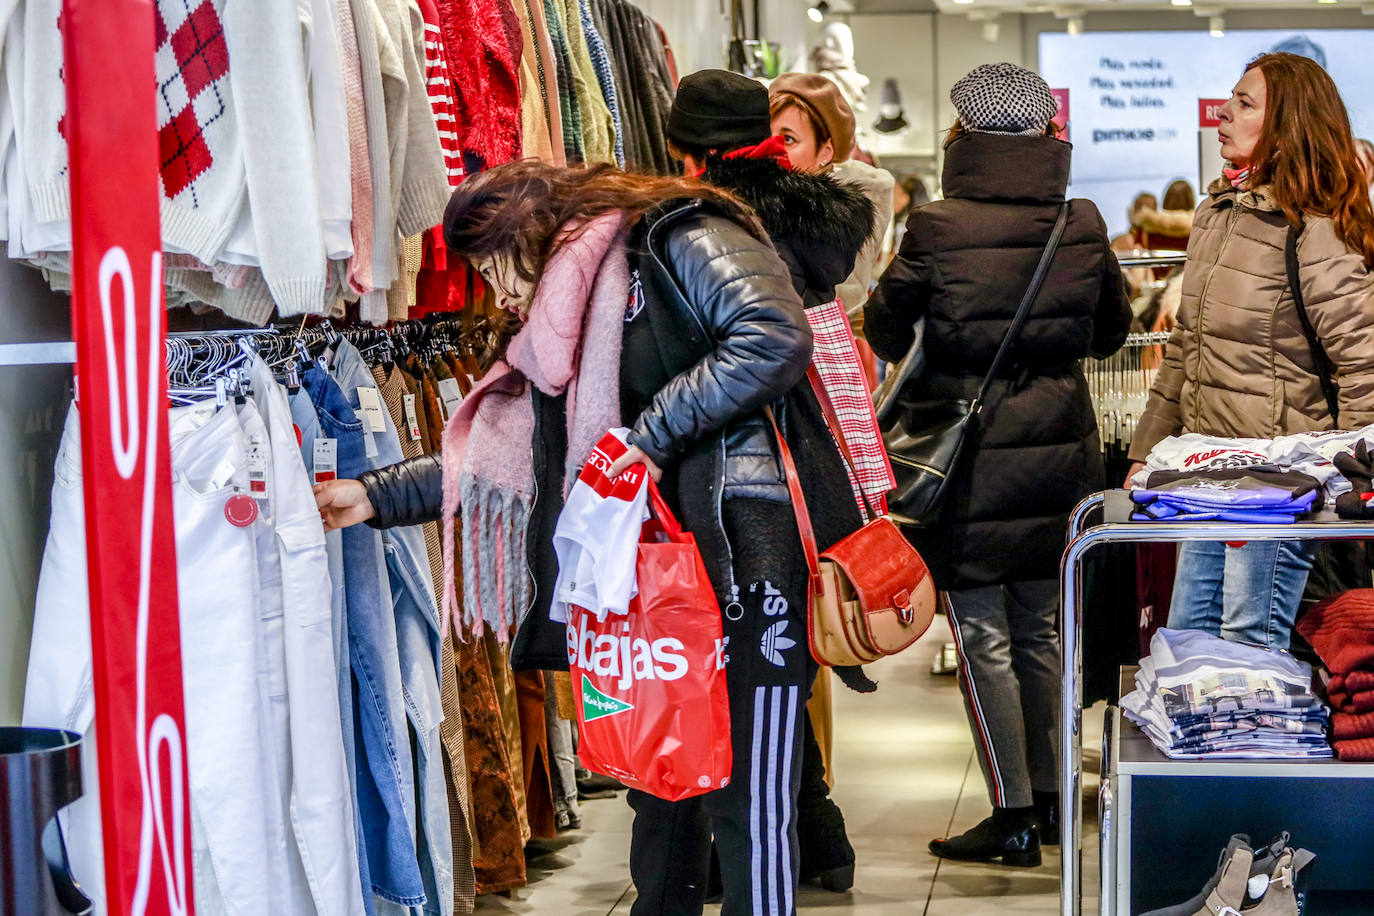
[1167, 540, 1316, 649]
[290, 383, 371, 913]
[304, 365, 425, 908]
[329, 342, 451, 916]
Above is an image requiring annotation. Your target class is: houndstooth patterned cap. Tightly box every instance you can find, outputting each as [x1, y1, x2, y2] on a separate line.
[950, 62, 1057, 136]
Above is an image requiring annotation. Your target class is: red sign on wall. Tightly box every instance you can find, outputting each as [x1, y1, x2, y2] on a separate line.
[1051, 88, 1071, 131]
[1199, 98, 1228, 128]
[61, 1, 196, 914]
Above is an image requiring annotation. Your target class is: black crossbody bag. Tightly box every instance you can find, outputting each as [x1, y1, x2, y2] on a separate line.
[882, 202, 1070, 526]
[1285, 223, 1374, 602]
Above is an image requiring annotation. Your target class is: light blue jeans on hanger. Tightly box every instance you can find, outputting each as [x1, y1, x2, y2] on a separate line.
[1166, 540, 1317, 649]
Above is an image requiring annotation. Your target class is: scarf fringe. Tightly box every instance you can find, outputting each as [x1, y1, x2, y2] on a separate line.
[450, 472, 531, 644]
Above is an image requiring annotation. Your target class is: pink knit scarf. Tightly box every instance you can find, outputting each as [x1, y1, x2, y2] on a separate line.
[441, 211, 630, 641]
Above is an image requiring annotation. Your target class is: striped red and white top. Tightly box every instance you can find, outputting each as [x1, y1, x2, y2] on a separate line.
[418, 0, 464, 187]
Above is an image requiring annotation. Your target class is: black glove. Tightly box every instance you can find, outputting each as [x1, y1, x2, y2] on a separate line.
[1334, 441, 1374, 520]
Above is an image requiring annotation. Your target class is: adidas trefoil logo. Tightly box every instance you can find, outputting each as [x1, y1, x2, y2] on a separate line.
[760, 620, 796, 667]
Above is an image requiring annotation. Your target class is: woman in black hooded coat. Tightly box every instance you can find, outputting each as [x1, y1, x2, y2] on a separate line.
[865, 63, 1130, 867]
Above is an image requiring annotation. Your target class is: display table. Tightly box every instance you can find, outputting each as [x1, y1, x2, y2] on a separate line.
[1059, 490, 1374, 916]
[1101, 671, 1374, 915]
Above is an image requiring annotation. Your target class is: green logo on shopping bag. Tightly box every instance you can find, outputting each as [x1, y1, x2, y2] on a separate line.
[581, 676, 634, 722]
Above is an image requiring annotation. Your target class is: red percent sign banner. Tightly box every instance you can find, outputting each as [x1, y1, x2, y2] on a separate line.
[62, 1, 196, 915]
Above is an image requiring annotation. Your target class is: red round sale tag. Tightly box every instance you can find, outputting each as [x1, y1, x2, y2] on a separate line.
[224, 493, 258, 527]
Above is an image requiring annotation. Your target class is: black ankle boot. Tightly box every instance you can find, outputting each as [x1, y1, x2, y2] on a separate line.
[929, 807, 1041, 868]
[798, 800, 856, 892]
[1033, 790, 1060, 846]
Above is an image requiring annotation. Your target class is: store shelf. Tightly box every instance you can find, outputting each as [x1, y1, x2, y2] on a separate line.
[1116, 716, 1374, 778]
[1113, 667, 1369, 777]
[1066, 511, 1374, 916]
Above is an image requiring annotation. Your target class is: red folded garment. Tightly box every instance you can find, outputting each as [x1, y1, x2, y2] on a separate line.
[1333, 711, 1374, 741]
[1323, 673, 1374, 714]
[1295, 589, 1374, 676]
[1345, 670, 1374, 693]
[1334, 737, 1374, 761]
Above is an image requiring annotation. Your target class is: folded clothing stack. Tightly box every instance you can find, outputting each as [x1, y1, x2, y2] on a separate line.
[1122, 627, 1332, 759]
[1130, 467, 1322, 523]
[1296, 589, 1374, 761]
[1129, 428, 1374, 523]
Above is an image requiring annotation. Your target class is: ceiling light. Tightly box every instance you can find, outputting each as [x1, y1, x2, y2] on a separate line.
[807, 0, 829, 22]
[1067, 15, 1084, 34]
[953, 0, 975, 4]
[1209, 14, 1225, 35]
[1318, 0, 1338, 4]
[1171, 0, 1192, 6]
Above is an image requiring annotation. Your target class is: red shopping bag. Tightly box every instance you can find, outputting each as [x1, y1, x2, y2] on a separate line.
[567, 477, 732, 802]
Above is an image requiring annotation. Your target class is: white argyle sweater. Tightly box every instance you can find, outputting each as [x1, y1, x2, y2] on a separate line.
[22, 0, 328, 318]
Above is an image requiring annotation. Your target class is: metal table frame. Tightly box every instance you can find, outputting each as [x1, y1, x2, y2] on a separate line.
[1058, 491, 1374, 916]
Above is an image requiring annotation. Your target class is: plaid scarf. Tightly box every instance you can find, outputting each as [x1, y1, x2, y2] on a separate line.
[805, 298, 895, 514]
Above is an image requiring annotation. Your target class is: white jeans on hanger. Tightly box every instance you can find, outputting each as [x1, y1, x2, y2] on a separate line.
[24, 403, 275, 916]
[245, 356, 367, 916]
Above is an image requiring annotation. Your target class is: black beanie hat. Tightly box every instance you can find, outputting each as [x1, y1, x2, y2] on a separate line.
[667, 69, 770, 152]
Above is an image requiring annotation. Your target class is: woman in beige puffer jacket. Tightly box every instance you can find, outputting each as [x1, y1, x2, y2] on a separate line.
[1129, 51, 1374, 651]
[1130, 180, 1374, 453]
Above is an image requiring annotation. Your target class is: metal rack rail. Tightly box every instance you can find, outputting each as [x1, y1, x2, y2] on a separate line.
[1116, 253, 1188, 269]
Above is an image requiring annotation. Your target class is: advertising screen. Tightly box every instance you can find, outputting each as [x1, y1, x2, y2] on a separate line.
[1039, 30, 1374, 236]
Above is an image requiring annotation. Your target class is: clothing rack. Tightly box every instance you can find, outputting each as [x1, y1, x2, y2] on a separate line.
[0, 316, 483, 368]
[1088, 331, 1171, 465]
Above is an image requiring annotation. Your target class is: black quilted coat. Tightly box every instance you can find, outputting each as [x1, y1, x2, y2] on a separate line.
[864, 131, 1131, 590]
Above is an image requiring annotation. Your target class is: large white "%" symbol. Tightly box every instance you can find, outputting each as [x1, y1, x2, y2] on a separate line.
[99, 246, 191, 916]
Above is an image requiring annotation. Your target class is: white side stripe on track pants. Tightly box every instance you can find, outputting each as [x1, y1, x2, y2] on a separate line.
[749, 684, 799, 916]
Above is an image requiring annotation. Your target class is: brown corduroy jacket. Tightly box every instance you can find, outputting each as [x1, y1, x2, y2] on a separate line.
[1130, 178, 1374, 461]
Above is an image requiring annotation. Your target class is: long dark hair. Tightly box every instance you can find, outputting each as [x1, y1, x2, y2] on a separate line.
[443, 161, 766, 285]
[1245, 52, 1374, 265]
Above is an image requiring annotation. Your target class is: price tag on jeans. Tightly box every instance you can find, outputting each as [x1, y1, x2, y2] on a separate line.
[246, 435, 270, 516]
[437, 377, 463, 421]
[357, 386, 387, 433]
[313, 438, 337, 483]
[403, 393, 422, 441]
[246, 436, 268, 495]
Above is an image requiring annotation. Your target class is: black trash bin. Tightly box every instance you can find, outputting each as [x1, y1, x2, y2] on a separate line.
[0, 727, 92, 915]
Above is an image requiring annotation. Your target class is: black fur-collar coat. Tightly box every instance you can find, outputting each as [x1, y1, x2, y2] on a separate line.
[700, 153, 877, 309]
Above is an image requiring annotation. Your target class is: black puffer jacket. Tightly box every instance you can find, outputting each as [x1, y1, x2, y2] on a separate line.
[864, 131, 1131, 590]
[700, 151, 876, 308]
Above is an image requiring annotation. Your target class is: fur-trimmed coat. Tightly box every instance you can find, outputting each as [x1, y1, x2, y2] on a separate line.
[700, 150, 878, 308]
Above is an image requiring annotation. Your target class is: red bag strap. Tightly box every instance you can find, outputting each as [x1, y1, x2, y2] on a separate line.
[765, 407, 824, 597]
[805, 365, 876, 521]
[644, 474, 684, 539]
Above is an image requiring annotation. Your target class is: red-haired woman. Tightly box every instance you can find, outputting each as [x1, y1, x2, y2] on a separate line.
[315, 160, 860, 916]
[1130, 52, 1374, 649]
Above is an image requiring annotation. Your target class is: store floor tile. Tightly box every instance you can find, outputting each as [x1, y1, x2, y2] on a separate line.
[478, 615, 1103, 915]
